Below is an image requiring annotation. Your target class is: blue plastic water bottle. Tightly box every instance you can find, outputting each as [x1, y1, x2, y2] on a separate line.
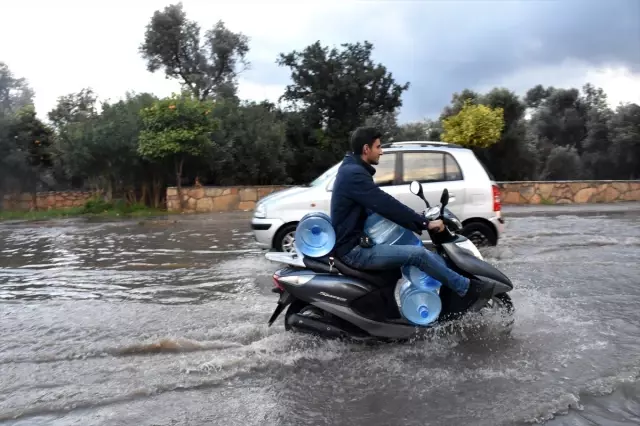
[294, 212, 336, 258]
[398, 280, 442, 325]
[364, 213, 422, 246]
[402, 265, 442, 293]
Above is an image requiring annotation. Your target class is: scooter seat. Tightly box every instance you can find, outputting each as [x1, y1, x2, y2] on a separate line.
[333, 258, 401, 289]
[303, 255, 401, 288]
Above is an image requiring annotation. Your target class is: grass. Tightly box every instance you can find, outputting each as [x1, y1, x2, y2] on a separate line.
[539, 197, 555, 205]
[0, 198, 170, 222]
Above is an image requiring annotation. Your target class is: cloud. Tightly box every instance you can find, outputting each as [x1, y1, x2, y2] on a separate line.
[1, 0, 639, 123]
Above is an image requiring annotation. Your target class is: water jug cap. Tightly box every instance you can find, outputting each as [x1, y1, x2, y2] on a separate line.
[418, 305, 429, 318]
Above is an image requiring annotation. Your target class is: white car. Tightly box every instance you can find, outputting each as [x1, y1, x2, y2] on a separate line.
[251, 141, 505, 253]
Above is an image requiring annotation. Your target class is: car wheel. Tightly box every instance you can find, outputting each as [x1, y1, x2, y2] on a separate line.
[461, 221, 497, 247]
[274, 223, 298, 253]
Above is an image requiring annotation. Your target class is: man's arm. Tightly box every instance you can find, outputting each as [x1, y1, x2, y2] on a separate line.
[347, 169, 427, 233]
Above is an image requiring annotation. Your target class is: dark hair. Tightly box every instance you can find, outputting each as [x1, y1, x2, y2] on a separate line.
[350, 127, 382, 155]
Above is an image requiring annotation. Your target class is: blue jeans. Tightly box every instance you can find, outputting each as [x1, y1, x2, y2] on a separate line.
[341, 244, 470, 297]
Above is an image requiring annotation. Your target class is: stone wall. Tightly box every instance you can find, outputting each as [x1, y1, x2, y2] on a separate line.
[166, 186, 290, 213]
[165, 181, 640, 213]
[2, 191, 97, 211]
[498, 181, 640, 205]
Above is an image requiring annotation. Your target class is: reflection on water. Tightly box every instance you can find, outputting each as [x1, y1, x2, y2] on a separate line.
[0, 211, 639, 425]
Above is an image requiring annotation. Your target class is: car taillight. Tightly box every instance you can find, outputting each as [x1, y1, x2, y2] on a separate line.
[492, 184, 501, 212]
[272, 274, 284, 291]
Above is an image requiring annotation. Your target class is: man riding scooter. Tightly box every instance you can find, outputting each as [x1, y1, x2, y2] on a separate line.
[330, 126, 495, 309]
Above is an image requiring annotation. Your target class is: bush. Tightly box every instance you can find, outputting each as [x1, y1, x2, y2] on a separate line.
[82, 198, 114, 214]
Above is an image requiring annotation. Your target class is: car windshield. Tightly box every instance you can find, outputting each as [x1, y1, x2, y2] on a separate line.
[308, 162, 341, 187]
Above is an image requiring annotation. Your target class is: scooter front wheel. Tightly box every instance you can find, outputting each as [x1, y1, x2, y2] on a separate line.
[481, 293, 515, 333]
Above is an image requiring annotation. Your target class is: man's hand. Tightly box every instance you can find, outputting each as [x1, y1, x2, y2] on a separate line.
[427, 219, 445, 233]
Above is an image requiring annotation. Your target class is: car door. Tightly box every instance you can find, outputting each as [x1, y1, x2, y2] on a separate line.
[398, 150, 467, 218]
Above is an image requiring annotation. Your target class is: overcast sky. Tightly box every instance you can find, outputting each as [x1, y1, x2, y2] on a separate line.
[1, 0, 639, 123]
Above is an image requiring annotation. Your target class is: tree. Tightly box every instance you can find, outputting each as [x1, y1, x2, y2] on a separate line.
[209, 101, 292, 185]
[540, 145, 583, 180]
[581, 84, 614, 179]
[91, 92, 159, 201]
[140, 2, 249, 101]
[441, 99, 505, 148]
[277, 40, 409, 158]
[6, 105, 54, 209]
[0, 63, 36, 207]
[138, 93, 217, 209]
[524, 84, 554, 109]
[440, 89, 480, 120]
[0, 62, 34, 119]
[609, 103, 640, 179]
[47, 88, 99, 190]
[48, 88, 98, 129]
[388, 119, 443, 142]
[364, 112, 400, 141]
[473, 88, 537, 181]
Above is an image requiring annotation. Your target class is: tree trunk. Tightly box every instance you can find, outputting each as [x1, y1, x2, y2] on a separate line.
[106, 178, 113, 202]
[151, 171, 162, 209]
[30, 191, 38, 211]
[29, 175, 38, 211]
[176, 157, 185, 211]
[141, 182, 148, 207]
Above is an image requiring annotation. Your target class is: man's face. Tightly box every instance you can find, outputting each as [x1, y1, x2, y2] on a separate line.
[363, 138, 383, 165]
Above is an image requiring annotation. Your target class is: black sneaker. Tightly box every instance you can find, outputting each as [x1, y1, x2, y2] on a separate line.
[462, 278, 495, 310]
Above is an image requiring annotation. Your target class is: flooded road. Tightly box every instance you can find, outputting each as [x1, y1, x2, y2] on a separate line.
[1, 209, 639, 425]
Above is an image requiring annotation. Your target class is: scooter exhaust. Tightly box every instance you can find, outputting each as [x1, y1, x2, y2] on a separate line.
[287, 314, 348, 339]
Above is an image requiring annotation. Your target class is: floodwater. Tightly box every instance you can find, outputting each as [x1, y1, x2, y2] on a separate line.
[1, 209, 639, 426]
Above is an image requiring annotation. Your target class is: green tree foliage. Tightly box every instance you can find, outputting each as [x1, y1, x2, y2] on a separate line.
[5, 105, 54, 209]
[138, 93, 217, 208]
[540, 145, 583, 180]
[277, 40, 409, 160]
[209, 100, 292, 185]
[140, 2, 249, 101]
[441, 99, 505, 148]
[0, 63, 36, 203]
[609, 103, 640, 179]
[0, 62, 34, 118]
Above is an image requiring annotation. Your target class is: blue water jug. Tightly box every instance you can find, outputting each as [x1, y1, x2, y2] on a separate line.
[294, 212, 336, 258]
[364, 213, 422, 246]
[398, 280, 442, 325]
[402, 265, 442, 294]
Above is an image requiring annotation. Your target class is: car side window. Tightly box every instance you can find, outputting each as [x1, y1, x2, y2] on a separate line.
[373, 153, 397, 186]
[444, 153, 463, 181]
[402, 152, 463, 183]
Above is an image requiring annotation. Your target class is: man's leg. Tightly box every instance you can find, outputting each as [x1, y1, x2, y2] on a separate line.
[342, 244, 470, 297]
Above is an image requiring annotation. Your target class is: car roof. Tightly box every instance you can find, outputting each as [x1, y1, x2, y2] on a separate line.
[381, 141, 468, 151]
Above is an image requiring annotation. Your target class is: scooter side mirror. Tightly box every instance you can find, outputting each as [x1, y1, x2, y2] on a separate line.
[440, 188, 449, 206]
[440, 188, 449, 216]
[409, 181, 422, 196]
[409, 181, 430, 208]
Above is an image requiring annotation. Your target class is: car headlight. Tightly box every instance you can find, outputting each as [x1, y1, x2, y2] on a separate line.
[254, 203, 267, 218]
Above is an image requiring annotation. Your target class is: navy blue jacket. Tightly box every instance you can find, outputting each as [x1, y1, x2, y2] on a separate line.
[330, 153, 427, 258]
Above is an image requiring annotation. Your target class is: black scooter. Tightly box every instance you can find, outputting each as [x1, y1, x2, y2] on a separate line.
[266, 181, 515, 341]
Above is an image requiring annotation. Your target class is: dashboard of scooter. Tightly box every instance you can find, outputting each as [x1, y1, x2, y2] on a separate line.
[422, 206, 463, 233]
[442, 208, 463, 232]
